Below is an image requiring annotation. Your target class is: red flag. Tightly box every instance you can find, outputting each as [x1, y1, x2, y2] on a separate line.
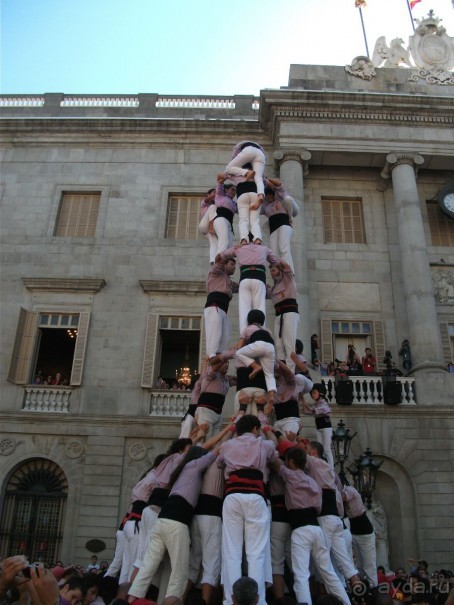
[355, 0, 367, 6]
[410, 0, 421, 7]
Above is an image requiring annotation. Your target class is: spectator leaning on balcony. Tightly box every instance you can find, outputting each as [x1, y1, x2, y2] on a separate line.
[362, 347, 377, 375]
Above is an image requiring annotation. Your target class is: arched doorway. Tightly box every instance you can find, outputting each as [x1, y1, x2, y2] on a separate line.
[0, 458, 68, 563]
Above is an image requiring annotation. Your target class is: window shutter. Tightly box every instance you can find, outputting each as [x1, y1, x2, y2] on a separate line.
[320, 319, 332, 364]
[439, 322, 451, 365]
[7, 308, 39, 384]
[141, 313, 158, 387]
[371, 320, 385, 371]
[70, 312, 90, 385]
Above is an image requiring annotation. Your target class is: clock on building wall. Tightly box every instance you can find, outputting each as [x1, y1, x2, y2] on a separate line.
[438, 185, 454, 220]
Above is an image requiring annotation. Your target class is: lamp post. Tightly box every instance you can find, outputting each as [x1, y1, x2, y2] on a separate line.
[332, 419, 357, 485]
[351, 447, 383, 509]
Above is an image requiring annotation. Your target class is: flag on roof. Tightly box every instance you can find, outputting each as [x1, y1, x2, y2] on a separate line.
[410, 0, 422, 7]
[355, 0, 367, 6]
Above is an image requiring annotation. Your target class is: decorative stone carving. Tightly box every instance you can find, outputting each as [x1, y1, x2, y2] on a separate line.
[408, 67, 454, 86]
[372, 37, 413, 68]
[64, 440, 84, 459]
[345, 56, 376, 80]
[409, 12, 454, 71]
[128, 443, 147, 461]
[273, 149, 311, 177]
[432, 268, 454, 304]
[381, 153, 424, 179]
[0, 438, 23, 456]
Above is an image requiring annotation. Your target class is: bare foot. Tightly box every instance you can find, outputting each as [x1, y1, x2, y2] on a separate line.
[245, 170, 255, 181]
[253, 238, 262, 244]
[264, 402, 274, 415]
[240, 238, 248, 246]
[249, 362, 263, 380]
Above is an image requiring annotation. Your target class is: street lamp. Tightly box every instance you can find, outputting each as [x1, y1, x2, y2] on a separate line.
[332, 419, 357, 485]
[352, 447, 383, 509]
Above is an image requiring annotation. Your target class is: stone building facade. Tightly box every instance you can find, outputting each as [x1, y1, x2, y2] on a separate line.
[1, 57, 453, 568]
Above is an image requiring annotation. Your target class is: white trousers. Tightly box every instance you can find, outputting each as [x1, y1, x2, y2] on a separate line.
[236, 341, 276, 393]
[179, 413, 194, 438]
[199, 206, 218, 263]
[318, 515, 358, 581]
[222, 493, 270, 605]
[238, 279, 266, 334]
[134, 506, 160, 568]
[121, 519, 140, 583]
[273, 311, 299, 372]
[233, 387, 266, 415]
[105, 529, 125, 578]
[270, 521, 292, 575]
[269, 225, 294, 272]
[317, 426, 334, 468]
[291, 525, 351, 605]
[274, 417, 300, 439]
[194, 407, 222, 440]
[214, 217, 233, 254]
[352, 532, 378, 588]
[225, 146, 266, 196]
[204, 306, 230, 359]
[189, 515, 222, 586]
[237, 192, 261, 241]
[129, 518, 190, 600]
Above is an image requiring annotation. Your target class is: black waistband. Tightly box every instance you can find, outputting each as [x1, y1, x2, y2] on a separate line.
[274, 399, 299, 420]
[275, 299, 298, 316]
[249, 329, 274, 345]
[159, 494, 194, 527]
[349, 511, 374, 535]
[239, 142, 262, 151]
[195, 493, 223, 517]
[240, 264, 266, 284]
[270, 494, 286, 510]
[197, 392, 225, 414]
[320, 489, 338, 517]
[182, 404, 197, 422]
[237, 181, 257, 197]
[148, 487, 170, 507]
[288, 507, 319, 529]
[315, 415, 332, 430]
[205, 291, 230, 313]
[236, 366, 267, 391]
[215, 207, 234, 226]
[269, 213, 291, 234]
[225, 468, 265, 499]
[131, 500, 147, 515]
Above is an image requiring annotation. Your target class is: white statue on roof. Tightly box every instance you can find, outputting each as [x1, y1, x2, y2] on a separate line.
[372, 36, 413, 68]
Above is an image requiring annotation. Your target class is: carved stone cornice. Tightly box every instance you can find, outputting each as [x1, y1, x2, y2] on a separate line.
[381, 152, 424, 179]
[139, 280, 205, 294]
[274, 149, 312, 176]
[22, 277, 106, 293]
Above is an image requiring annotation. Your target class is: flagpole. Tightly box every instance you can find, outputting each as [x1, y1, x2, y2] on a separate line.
[405, 0, 416, 32]
[359, 7, 370, 57]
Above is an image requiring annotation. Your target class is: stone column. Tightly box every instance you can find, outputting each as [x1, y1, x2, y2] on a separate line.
[273, 149, 311, 351]
[383, 153, 450, 399]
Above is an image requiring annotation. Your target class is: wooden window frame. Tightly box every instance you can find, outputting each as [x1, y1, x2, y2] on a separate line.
[426, 201, 454, 247]
[54, 192, 100, 237]
[165, 194, 204, 240]
[321, 197, 366, 244]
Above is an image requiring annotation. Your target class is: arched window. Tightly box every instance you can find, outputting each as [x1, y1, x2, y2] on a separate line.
[0, 458, 67, 563]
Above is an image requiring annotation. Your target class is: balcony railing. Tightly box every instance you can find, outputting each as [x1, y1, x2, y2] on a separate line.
[149, 390, 191, 417]
[23, 387, 73, 412]
[322, 376, 416, 405]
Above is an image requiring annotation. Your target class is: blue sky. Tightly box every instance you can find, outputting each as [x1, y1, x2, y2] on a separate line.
[1, 0, 453, 96]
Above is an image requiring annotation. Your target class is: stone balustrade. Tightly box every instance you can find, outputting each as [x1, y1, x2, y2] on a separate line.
[23, 387, 72, 412]
[150, 391, 191, 416]
[322, 376, 416, 405]
[0, 97, 45, 107]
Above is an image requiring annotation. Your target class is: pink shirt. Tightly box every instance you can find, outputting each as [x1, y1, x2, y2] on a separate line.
[215, 183, 237, 214]
[276, 373, 299, 403]
[279, 462, 322, 513]
[218, 432, 277, 482]
[240, 324, 272, 342]
[305, 455, 344, 516]
[311, 398, 331, 417]
[131, 468, 157, 503]
[343, 486, 366, 519]
[200, 196, 214, 218]
[206, 260, 237, 297]
[170, 451, 216, 508]
[153, 452, 184, 488]
[261, 185, 289, 217]
[222, 243, 279, 268]
[269, 266, 297, 304]
[199, 366, 231, 397]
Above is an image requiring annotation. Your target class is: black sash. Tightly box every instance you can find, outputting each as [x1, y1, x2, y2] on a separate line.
[249, 329, 275, 345]
[215, 207, 234, 227]
[159, 494, 194, 527]
[240, 264, 266, 284]
[195, 494, 223, 517]
[205, 291, 230, 313]
[237, 181, 257, 197]
[181, 404, 197, 422]
[225, 468, 265, 499]
[319, 489, 339, 517]
[274, 298, 299, 337]
[274, 399, 299, 421]
[349, 512, 374, 535]
[147, 487, 170, 507]
[197, 391, 225, 415]
[239, 141, 262, 151]
[269, 213, 291, 234]
[270, 494, 289, 523]
[236, 366, 267, 391]
[315, 415, 332, 430]
[288, 507, 319, 529]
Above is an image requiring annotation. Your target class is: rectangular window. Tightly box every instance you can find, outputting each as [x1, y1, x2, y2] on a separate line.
[427, 201, 454, 246]
[55, 192, 100, 237]
[322, 198, 366, 244]
[165, 195, 203, 240]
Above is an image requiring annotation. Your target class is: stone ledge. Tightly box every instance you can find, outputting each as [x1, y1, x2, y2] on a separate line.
[22, 277, 106, 292]
[139, 280, 205, 294]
